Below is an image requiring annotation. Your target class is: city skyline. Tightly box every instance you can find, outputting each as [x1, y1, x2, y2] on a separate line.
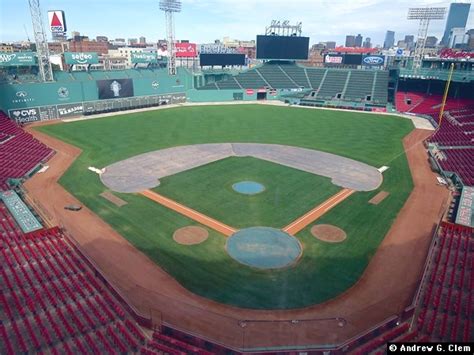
[1, 0, 474, 47]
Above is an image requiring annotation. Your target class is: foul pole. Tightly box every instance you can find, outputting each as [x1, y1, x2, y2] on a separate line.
[438, 63, 455, 127]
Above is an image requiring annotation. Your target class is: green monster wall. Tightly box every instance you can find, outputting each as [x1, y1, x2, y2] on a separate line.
[0, 68, 194, 121]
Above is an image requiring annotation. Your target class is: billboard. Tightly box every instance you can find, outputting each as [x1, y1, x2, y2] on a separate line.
[362, 55, 385, 66]
[0, 52, 37, 67]
[48, 10, 67, 33]
[176, 43, 197, 57]
[97, 79, 134, 99]
[64, 52, 99, 65]
[8, 108, 41, 123]
[256, 35, 309, 60]
[131, 52, 158, 64]
[200, 53, 246, 66]
[57, 103, 84, 118]
[324, 54, 344, 64]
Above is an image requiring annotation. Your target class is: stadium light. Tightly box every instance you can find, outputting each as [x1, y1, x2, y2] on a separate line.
[159, 0, 181, 12]
[407, 7, 446, 20]
[407, 7, 446, 69]
[159, 0, 181, 75]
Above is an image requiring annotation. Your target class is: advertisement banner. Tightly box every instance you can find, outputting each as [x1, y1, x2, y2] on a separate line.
[175, 43, 197, 57]
[131, 52, 158, 64]
[48, 10, 67, 33]
[362, 55, 385, 66]
[324, 54, 343, 64]
[57, 103, 84, 118]
[39, 106, 58, 120]
[0, 52, 37, 67]
[8, 108, 41, 123]
[64, 52, 99, 65]
[97, 79, 134, 99]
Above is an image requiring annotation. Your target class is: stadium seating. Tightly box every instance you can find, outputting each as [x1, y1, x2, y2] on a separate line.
[371, 71, 389, 104]
[0, 201, 150, 353]
[197, 63, 389, 105]
[316, 70, 349, 99]
[256, 64, 299, 89]
[344, 70, 374, 101]
[0, 112, 53, 190]
[416, 222, 473, 342]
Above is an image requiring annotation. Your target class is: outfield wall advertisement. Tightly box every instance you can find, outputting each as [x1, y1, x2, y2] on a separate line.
[7, 93, 186, 122]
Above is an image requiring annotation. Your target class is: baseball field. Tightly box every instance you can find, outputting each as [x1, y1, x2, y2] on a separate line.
[36, 104, 414, 309]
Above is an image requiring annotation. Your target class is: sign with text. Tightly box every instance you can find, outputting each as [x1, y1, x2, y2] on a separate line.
[0, 52, 37, 67]
[131, 52, 158, 64]
[64, 52, 99, 65]
[362, 55, 385, 66]
[48, 10, 67, 33]
[324, 54, 343, 64]
[175, 43, 197, 57]
[8, 108, 41, 123]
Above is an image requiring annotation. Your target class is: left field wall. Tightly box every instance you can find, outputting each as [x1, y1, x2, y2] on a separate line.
[0, 68, 194, 122]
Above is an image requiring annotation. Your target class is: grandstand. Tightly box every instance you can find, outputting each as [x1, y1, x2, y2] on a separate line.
[396, 91, 474, 188]
[0, 113, 53, 190]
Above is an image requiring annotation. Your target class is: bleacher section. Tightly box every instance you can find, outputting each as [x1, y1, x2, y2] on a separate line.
[0, 112, 53, 190]
[416, 222, 473, 342]
[344, 70, 374, 101]
[256, 64, 299, 89]
[316, 70, 348, 99]
[198, 63, 389, 105]
[371, 71, 389, 104]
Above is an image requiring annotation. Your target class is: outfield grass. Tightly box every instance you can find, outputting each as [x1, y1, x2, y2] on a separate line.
[36, 105, 414, 309]
[155, 156, 340, 229]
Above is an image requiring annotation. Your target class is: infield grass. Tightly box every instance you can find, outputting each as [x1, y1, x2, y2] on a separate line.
[154, 156, 340, 229]
[36, 104, 414, 309]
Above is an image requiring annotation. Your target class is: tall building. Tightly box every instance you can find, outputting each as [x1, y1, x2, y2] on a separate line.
[139, 36, 146, 44]
[96, 36, 108, 42]
[345, 35, 356, 47]
[383, 30, 395, 49]
[326, 41, 336, 49]
[363, 37, 372, 48]
[404, 35, 414, 49]
[448, 27, 468, 48]
[128, 38, 138, 45]
[441, 3, 471, 46]
[425, 36, 438, 48]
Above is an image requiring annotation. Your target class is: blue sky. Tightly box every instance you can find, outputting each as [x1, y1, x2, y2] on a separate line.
[1, 0, 473, 46]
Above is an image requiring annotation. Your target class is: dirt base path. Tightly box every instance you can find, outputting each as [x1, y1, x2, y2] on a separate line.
[24, 125, 449, 350]
[140, 189, 236, 236]
[283, 188, 355, 235]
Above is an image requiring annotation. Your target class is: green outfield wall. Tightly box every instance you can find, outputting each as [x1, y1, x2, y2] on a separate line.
[0, 68, 194, 120]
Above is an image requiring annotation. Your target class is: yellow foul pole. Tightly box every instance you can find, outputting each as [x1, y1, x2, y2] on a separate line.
[438, 63, 455, 126]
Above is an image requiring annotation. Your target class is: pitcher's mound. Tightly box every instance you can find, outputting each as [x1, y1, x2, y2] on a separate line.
[173, 226, 209, 245]
[311, 224, 347, 243]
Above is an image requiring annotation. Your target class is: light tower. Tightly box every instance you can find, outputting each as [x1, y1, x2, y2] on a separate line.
[407, 7, 446, 69]
[159, 0, 181, 76]
[28, 0, 53, 81]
